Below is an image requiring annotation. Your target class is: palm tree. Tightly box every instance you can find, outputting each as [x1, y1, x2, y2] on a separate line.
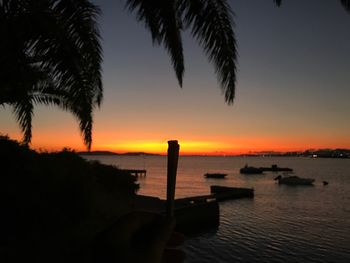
[1, 0, 238, 150]
[0, 0, 102, 150]
[1, 0, 348, 149]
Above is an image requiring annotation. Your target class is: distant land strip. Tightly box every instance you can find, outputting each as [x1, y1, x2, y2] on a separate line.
[78, 151, 160, 156]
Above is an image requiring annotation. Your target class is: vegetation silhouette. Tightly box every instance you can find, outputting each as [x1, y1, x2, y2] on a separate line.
[0, 135, 185, 262]
[0, 135, 138, 261]
[0, 0, 102, 150]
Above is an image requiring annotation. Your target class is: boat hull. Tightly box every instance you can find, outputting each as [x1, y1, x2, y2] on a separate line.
[278, 176, 315, 186]
[204, 173, 227, 179]
[240, 167, 263, 174]
[260, 165, 293, 172]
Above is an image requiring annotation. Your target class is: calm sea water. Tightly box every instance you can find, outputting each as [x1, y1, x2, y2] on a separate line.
[84, 156, 350, 263]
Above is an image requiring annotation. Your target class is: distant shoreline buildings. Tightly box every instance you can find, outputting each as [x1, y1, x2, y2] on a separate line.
[239, 149, 350, 158]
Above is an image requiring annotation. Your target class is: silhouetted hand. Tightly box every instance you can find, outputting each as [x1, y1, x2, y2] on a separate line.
[93, 211, 185, 263]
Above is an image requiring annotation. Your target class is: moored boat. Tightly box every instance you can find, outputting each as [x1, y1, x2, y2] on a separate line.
[274, 175, 315, 186]
[204, 173, 227, 179]
[240, 165, 263, 174]
[260, 164, 293, 172]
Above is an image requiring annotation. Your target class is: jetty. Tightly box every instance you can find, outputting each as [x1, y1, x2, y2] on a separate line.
[135, 185, 254, 234]
[135, 195, 219, 234]
[174, 196, 219, 234]
[133, 141, 254, 234]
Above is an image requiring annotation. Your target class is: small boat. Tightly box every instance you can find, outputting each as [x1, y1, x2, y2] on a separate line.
[204, 173, 227, 179]
[240, 165, 263, 174]
[259, 164, 293, 172]
[274, 175, 315, 186]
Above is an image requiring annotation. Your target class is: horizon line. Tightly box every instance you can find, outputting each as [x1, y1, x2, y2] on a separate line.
[75, 148, 350, 157]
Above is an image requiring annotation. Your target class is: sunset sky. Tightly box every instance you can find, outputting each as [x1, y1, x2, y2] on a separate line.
[1, 0, 350, 155]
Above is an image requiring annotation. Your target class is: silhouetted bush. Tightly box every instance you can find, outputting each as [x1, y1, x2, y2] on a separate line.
[0, 136, 138, 261]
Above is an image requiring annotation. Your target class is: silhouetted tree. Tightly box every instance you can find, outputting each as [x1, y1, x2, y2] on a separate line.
[1, 0, 348, 149]
[0, 0, 102, 150]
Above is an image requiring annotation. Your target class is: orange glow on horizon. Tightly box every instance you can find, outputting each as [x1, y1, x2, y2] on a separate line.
[94, 140, 238, 155]
[4, 131, 350, 155]
[77, 136, 350, 155]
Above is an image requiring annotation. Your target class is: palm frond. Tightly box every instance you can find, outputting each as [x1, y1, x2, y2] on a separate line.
[1, 0, 103, 150]
[23, 0, 102, 150]
[60, 79, 95, 150]
[30, 83, 95, 150]
[12, 99, 33, 145]
[51, 0, 103, 105]
[125, 0, 184, 86]
[179, 0, 237, 104]
[30, 90, 64, 106]
[68, 97, 94, 151]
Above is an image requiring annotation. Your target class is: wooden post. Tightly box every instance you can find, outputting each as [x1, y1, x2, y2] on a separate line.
[166, 140, 180, 219]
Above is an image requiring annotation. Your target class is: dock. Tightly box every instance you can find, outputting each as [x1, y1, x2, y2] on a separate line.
[174, 198, 219, 234]
[135, 195, 219, 234]
[121, 169, 147, 177]
[135, 186, 253, 234]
